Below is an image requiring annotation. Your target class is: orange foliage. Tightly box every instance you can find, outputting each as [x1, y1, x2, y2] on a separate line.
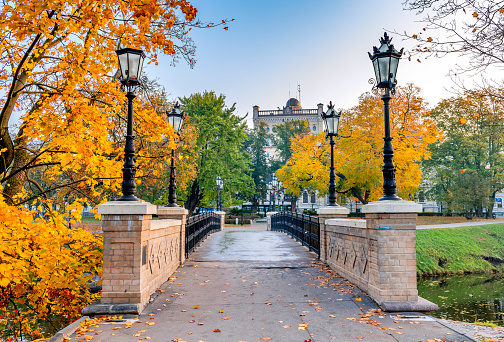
[278, 84, 439, 203]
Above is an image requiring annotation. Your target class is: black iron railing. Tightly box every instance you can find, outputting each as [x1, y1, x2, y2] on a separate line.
[185, 212, 221, 257]
[271, 212, 320, 256]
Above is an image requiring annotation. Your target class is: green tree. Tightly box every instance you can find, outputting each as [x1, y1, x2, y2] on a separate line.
[423, 90, 504, 217]
[179, 91, 253, 216]
[244, 121, 270, 212]
[271, 119, 310, 170]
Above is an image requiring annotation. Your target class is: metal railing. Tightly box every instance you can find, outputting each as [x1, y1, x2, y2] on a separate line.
[271, 212, 320, 256]
[185, 212, 221, 257]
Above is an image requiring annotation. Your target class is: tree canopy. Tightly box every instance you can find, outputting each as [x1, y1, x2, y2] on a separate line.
[179, 91, 253, 216]
[401, 0, 504, 74]
[278, 85, 438, 204]
[422, 88, 504, 217]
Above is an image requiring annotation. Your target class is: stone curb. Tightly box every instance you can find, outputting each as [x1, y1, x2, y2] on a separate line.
[47, 316, 88, 342]
[380, 296, 439, 312]
[81, 303, 141, 315]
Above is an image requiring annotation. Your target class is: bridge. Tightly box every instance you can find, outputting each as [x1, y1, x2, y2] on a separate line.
[61, 201, 473, 342]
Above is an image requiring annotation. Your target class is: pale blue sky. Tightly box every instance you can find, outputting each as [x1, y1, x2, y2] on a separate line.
[152, 0, 464, 126]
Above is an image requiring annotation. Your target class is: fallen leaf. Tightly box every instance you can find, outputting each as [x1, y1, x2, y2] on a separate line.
[194, 305, 200, 309]
[355, 298, 362, 301]
[260, 338, 272, 341]
[282, 325, 291, 328]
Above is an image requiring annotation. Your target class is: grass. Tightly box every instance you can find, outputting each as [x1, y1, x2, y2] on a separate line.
[416, 223, 504, 276]
[80, 216, 101, 223]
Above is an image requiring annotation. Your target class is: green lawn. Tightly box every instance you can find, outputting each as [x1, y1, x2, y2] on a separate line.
[417, 223, 504, 276]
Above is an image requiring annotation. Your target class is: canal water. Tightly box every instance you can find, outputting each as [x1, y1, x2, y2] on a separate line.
[418, 273, 504, 325]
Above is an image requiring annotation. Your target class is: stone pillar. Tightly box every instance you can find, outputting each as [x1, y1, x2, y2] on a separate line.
[266, 211, 278, 231]
[214, 211, 226, 230]
[157, 206, 188, 264]
[97, 201, 156, 313]
[363, 200, 436, 311]
[317, 206, 350, 262]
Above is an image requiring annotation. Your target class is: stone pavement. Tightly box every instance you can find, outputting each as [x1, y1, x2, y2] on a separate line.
[69, 228, 474, 342]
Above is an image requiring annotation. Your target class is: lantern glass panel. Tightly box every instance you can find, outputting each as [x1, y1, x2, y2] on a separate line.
[378, 56, 390, 83]
[330, 116, 340, 134]
[128, 53, 141, 80]
[389, 56, 399, 83]
[118, 53, 128, 79]
[373, 59, 380, 84]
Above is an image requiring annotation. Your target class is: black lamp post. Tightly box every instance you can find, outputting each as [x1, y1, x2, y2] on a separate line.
[115, 47, 146, 201]
[165, 102, 185, 207]
[368, 32, 403, 201]
[267, 182, 272, 211]
[216, 176, 223, 211]
[321, 101, 341, 206]
[271, 175, 278, 211]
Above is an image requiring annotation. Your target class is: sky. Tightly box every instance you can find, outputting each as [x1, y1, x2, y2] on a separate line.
[148, 0, 469, 127]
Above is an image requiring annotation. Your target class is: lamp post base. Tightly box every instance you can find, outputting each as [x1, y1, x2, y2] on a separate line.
[378, 194, 402, 201]
[165, 203, 179, 207]
[116, 194, 140, 202]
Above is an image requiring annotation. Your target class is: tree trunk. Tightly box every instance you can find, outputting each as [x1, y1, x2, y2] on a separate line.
[3, 136, 29, 205]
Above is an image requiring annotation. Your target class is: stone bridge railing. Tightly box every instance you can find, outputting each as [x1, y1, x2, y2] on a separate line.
[82, 202, 224, 315]
[318, 201, 437, 311]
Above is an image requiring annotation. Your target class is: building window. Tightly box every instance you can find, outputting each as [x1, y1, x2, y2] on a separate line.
[498, 198, 502, 208]
[311, 193, 316, 203]
[302, 192, 308, 204]
[313, 125, 316, 131]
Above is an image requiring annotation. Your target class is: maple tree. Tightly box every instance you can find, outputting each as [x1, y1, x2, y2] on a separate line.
[422, 88, 504, 217]
[0, 0, 230, 338]
[0, 193, 103, 340]
[278, 84, 438, 204]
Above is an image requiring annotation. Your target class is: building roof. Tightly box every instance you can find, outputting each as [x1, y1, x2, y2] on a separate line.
[286, 98, 301, 109]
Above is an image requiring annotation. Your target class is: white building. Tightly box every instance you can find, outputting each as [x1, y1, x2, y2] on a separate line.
[253, 98, 327, 212]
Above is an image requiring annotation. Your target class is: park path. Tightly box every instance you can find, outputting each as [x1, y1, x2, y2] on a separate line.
[417, 219, 504, 229]
[68, 227, 473, 342]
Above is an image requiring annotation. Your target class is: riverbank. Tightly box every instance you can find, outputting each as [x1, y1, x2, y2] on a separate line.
[417, 223, 504, 276]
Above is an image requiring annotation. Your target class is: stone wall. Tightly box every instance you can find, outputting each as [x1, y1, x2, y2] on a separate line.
[97, 202, 184, 313]
[320, 201, 429, 310]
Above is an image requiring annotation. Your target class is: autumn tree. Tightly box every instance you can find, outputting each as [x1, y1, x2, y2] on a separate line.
[278, 84, 438, 204]
[0, 0, 230, 338]
[244, 121, 270, 212]
[179, 91, 254, 216]
[422, 89, 504, 217]
[401, 0, 504, 74]
[271, 119, 310, 170]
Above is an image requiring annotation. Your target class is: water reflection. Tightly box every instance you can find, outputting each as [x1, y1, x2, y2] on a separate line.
[418, 273, 504, 325]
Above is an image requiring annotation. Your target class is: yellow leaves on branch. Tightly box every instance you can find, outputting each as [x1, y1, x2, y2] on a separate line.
[0, 192, 103, 339]
[278, 84, 438, 203]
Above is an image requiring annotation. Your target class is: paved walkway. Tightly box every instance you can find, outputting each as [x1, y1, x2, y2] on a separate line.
[417, 219, 504, 229]
[70, 228, 474, 342]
